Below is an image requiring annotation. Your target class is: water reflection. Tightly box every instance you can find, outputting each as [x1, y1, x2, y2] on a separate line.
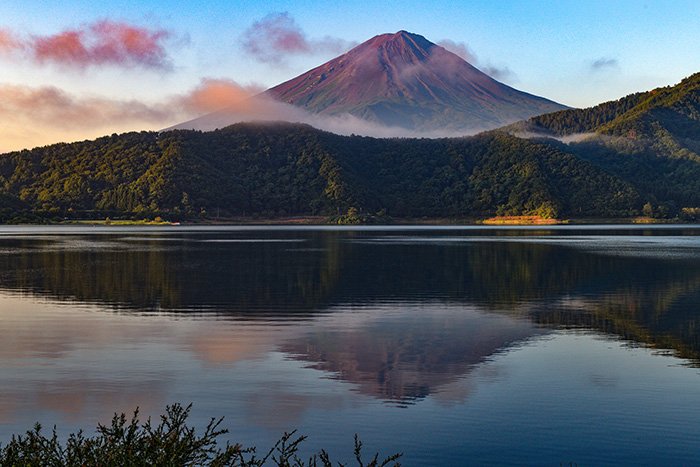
[1, 228, 699, 366]
[0, 297, 171, 425]
[0, 297, 539, 422]
[2, 227, 700, 464]
[282, 305, 541, 404]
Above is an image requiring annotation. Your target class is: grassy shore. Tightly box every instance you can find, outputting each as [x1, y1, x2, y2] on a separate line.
[480, 215, 564, 225]
[70, 219, 175, 226]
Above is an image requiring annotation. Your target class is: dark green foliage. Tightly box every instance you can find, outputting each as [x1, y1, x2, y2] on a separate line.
[598, 73, 700, 139]
[0, 122, 642, 221]
[0, 404, 401, 467]
[563, 139, 700, 209]
[499, 72, 700, 218]
[514, 72, 700, 140]
[513, 91, 650, 136]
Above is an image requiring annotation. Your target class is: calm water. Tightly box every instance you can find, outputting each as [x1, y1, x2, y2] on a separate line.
[1, 225, 700, 465]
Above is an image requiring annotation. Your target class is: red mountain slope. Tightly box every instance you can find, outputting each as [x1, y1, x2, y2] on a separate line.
[265, 31, 566, 131]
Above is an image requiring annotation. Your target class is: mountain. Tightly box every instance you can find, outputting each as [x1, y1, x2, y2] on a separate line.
[509, 72, 700, 145]
[504, 73, 700, 211]
[177, 31, 566, 135]
[0, 122, 640, 223]
[265, 31, 566, 131]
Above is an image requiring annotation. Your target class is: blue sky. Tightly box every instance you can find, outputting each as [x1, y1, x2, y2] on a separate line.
[1, 0, 699, 150]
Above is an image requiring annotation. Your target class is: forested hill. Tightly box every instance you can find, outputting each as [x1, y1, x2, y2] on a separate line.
[501, 73, 700, 218]
[0, 122, 645, 222]
[510, 72, 700, 139]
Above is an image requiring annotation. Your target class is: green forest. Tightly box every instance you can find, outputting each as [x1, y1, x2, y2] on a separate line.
[1, 72, 699, 223]
[0, 125, 641, 222]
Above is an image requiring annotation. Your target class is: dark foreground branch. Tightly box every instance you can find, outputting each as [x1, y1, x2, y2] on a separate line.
[0, 403, 401, 467]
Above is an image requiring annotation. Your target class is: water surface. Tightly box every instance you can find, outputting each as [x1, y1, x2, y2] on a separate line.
[1, 225, 699, 465]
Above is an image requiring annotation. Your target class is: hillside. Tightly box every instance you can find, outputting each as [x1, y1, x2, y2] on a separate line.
[0, 122, 641, 222]
[504, 73, 700, 215]
[511, 73, 700, 143]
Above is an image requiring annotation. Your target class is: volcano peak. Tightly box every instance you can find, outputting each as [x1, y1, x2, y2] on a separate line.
[178, 31, 566, 135]
[265, 30, 565, 131]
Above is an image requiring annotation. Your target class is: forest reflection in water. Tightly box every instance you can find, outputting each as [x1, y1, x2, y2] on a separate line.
[1, 226, 700, 465]
[1, 226, 699, 360]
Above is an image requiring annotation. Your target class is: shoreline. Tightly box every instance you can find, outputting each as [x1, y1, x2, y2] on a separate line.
[47, 215, 699, 227]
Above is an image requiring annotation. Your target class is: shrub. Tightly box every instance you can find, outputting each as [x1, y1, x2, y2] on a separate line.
[0, 404, 402, 467]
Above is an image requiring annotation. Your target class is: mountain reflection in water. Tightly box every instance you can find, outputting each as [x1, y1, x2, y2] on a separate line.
[1, 227, 699, 365]
[1, 226, 700, 465]
[281, 304, 541, 404]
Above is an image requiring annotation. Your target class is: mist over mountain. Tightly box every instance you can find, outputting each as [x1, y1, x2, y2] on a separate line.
[174, 31, 566, 136]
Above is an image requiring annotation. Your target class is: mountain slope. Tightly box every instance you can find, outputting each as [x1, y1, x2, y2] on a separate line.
[0, 122, 639, 221]
[266, 31, 566, 132]
[504, 73, 700, 212]
[510, 73, 700, 144]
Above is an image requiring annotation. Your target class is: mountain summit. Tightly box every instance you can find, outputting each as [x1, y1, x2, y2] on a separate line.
[265, 31, 567, 132]
[173, 31, 567, 135]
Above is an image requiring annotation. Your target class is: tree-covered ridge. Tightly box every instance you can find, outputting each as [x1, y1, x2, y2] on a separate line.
[510, 91, 650, 136]
[498, 72, 700, 217]
[0, 122, 643, 221]
[320, 132, 638, 218]
[599, 72, 700, 137]
[0, 132, 162, 214]
[511, 72, 700, 142]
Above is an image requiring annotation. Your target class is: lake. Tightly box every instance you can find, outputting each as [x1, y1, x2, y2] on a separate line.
[1, 225, 700, 465]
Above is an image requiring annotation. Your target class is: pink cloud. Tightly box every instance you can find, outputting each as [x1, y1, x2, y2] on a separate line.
[242, 12, 310, 63]
[0, 28, 21, 53]
[178, 78, 263, 114]
[0, 78, 266, 153]
[0, 85, 168, 129]
[1, 20, 173, 69]
[0, 83, 171, 152]
[87, 20, 171, 68]
[33, 30, 89, 65]
[0, 79, 267, 132]
[242, 12, 356, 64]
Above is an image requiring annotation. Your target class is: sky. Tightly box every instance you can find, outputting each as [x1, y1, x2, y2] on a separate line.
[1, 0, 699, 152]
